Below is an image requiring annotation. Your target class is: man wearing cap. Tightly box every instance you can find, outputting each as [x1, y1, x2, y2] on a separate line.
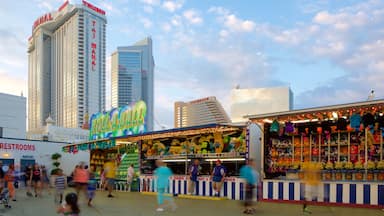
[211, 160, 226, 196]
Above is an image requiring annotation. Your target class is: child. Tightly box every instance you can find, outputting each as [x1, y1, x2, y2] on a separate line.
[154, 160, 176, 212]
[54, 169, 66, 204]
[57, 193, 80, 216]
[87, 167, 97, 207]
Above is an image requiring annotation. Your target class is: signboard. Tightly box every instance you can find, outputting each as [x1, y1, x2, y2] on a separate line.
[0, 143, 35, 151]
[89, 100, 147, 140]
[82, 0, 106, 15]
[32, 13, 53, 32]
[91, 19, 97, 71]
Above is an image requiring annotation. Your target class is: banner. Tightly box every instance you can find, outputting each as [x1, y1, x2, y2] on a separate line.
[89, 100, 147, 140]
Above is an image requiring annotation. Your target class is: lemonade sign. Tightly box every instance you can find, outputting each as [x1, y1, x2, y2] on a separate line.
[89, 100, 147, 140]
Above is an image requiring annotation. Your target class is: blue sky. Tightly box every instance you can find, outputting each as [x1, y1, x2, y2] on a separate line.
[0, 0, 384, 129]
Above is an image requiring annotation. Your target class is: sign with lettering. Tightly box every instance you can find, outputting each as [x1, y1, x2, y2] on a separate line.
[82, 0, 106, 15]
[0, 143, 35, 151]
[32, 13, 53, 31]
[89, 101, 147, 140]
[91, 20, 97, 71]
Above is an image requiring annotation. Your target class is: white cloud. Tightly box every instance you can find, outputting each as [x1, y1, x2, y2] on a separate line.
[219, 29, 229, 38]
[162, 23, 172, 32]
[140, 0, 160, 6]
[208, 6, 230, 15]
[183, 9, 203, 24]
[140, 18, 153, 28]
[0, 71, 27, 97]
[143, 5, 154, 13]
[162, 0, 183, 12]
[224, 14, 255, 32]
[170, 15, 182, 26]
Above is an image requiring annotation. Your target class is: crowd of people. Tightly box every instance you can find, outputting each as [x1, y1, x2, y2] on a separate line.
[0, 157, 263, 215]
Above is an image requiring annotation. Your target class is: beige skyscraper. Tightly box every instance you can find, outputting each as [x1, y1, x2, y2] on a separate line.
[174, 96, 230, 128]
[28, 1, 106, 130]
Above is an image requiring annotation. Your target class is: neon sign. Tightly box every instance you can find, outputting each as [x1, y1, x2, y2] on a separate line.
[89, 101, 147, 140]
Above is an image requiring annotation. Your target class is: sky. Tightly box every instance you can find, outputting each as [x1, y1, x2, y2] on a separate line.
[1, 0, 384, 129]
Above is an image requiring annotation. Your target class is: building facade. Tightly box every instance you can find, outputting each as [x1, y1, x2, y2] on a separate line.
[0, 93, 26, 139]
[27, 116, 89, 143]
[230, 86, 294, 123]
[28, 0, 106, 130]
[111, 37, 154, 131]
[174, 96, 230, 128]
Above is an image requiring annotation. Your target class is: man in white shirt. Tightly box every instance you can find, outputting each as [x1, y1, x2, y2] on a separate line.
[126, 164, 135, 192]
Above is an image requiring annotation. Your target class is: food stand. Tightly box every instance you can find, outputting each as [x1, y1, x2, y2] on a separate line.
[246, 99, 384, 207]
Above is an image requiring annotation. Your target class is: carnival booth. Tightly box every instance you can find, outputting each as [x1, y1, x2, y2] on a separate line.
[246, 99, 384, 207]
[126, 124, 258, 200]
[63, 101, 147, 191]
[63, 123, 262, 200]
[63, 100, 262, 199]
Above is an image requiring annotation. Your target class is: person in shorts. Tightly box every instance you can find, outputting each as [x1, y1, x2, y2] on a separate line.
[302, 162, 321, 214]
[54, 169, 66, 204]
[103, 159, 116, 198]
[30, 164, 42, 197]
[73, 163, 89, 199]
[240, 159, 259, 214]
[211, 160, 226, 196]
[87, 167, 97, 206]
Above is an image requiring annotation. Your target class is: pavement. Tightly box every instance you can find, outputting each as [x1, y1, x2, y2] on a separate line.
[0, 189, 383, 216]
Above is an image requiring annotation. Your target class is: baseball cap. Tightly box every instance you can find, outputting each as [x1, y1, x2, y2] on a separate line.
[216, 159, 221, 163]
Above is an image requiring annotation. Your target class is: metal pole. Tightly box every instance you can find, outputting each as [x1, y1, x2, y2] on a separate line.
[337, 132, 341, 162]
[348, 132, 350, 162]
[365, 128, 368, 178]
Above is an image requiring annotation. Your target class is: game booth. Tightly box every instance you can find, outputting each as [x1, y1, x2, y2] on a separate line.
[62, 101, 262, 200]
[246, 99, 384, 207]
[123, 123, 261, 200]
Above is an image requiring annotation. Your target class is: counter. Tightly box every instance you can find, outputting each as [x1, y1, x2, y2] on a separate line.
[139, 175, 249, 200]
[262, 179, 384, 207]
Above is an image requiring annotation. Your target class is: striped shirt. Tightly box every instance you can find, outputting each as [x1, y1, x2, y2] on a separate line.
[55, 176, 66, 190]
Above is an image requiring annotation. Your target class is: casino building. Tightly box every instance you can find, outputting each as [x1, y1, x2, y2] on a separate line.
[28, 0, 107, 130]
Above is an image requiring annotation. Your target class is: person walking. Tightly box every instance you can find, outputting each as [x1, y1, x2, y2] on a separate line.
[25, 165, 33, 197]
[154, 160, 176, 212]
[30, 164, 42, 197]
[103, 159, 116, 198]
[41, 165, 51, 195]
[126, 164, 135, 192]
[73, 163, 89, 199]
[302, 162, 321, 214]
[5, 164, 16, 201]
[0, 162, 4, 193]
[211, 160, 226, 196]
[87, 167, 97, 207]
[188, 159, 200, 195]
[54, 169, 66, 204]
[240, 159, 259, 214]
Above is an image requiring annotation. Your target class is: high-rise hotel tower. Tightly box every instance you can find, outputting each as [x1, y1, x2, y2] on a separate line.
[28, 1, 106, 130]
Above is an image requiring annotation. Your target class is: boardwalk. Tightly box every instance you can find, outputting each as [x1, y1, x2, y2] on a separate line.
[1, 189, 383, 216]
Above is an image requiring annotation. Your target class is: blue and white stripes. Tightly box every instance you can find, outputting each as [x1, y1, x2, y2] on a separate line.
[139, 175, 249, 200]
[263, 180, 384, 206]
